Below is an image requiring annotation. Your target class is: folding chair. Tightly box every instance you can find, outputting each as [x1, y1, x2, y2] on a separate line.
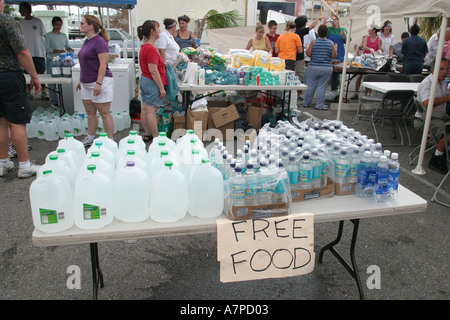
[388, 74, 409, 82]
[431, 122, 450, 208]
[355, 74, 390, 124]
[363, 89, 416, 146]
[407, 74, 425, 83]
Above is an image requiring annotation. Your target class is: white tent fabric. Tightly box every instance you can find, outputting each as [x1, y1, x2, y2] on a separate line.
[336, 0, 449, 176]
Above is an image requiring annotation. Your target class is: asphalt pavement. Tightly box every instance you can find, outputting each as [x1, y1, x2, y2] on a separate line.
[0, 88, 448, 303]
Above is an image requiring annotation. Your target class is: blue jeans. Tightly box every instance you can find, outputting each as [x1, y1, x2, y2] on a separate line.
[304, 65, 333, 109]
[404, 62, 423, 75]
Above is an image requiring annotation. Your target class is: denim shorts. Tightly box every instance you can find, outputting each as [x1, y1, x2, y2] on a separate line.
[140, 76, 163, 107]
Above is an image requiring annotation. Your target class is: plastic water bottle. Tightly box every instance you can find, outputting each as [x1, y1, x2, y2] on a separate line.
[46, 148, 78, 174]
[71, 116, 82, 136]
[117, 149, 148, 174]
[26, 118, 38, 138]
[356, 151, 372, 197]
[114, 112, 124, 132]
[81, 151, 115, 182]
[286, 154, 299, 191]
[229, 166, 246, 207]
[30, 170, 74, 233]
[367, 151, 380, 192]
[257, 158, 273, 205]
[320, 149, 329, 187]
[188, 159, 224, 218]
[147, 141, 168, 167]
[44, 120, 59, 141]
[116, 139, 146, 167]
[149, 161, 188, 223]
[311, 149, 322, 188]
[58, 133, 86, 167]
[59, 118, 73, 138]
[114, 161, 151, 222]
[74, 164, 114, 229]
[209, 138, 220, 167]
[150, 132, 175, 152]
[273, 160, 289, 204]
[298, 152, 313, 190]
[50, 56, 62, 77]
[122, 110, 131, 129]
[36, 119, 46, 139]
[388, 152, 400, 199]
[148, 150, 171, 191]
[348, 149, 360, 183]
[119, 130, 145, 151]
[93, 132, 118, 158]
[244, 162, 258, 206]
[334, 149, 349, 185]
[38, 154, 76, 192]
[375, 155, 390, 202]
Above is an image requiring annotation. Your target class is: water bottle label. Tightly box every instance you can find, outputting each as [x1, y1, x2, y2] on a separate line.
[245, 185, 257, 196]
[38, 130, 44, 136]
[39, 208, 63, 224]
[313, 166, 321, 180]
[298, 169, 312, 183]
[388, 171, 399, 190]
[274, 179, 288, 194]
[349, 164, 359, 177]
[83, 204, 106, 220]
[52, 67, 61, 75]
[321, 162, 329, 175]
[368, 171, 377, 186]
[335, 164, 349, 177]
[288, 171, 299, 185]
[230, 185, 245, 200]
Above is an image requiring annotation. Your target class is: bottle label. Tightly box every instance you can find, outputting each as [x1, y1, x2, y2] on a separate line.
[312, 166, 321, 180]
[321, 162, 329, 175]
[231, 185, 245, 200]
[274, 179, 287, 194]
[245, 183, 257, 196]
[335, 164, 349, 177]
[52, 67, 61, 75]
[39, 208, 63, 224]
[288, 170, 299, 185]
[298, 169, 312, 183]
[349, 164, 359, 177]
[83, 204, 106, 220]
[388, 170, 399, 190]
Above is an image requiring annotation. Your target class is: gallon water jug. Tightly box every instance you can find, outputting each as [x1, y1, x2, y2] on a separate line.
[26, 119, 38, 138]
[114, 112, 124, 132]
[117, 150, 147, 174]
[117, 139, 146, 165]
[179, 148, 202, 183]
[87, 140, 116, 170]
[122, 110, 131, 129]
[188, 159, 224, 218]
[74, 164, 114, 230]
[96, 115, 104, 134]
[61, 55, 73, 78]
[46, 148, 79, 174]
[50, 56, 62, 78]
[58, 133, 86, 167]
[175, 129, 203, 148]
[71, 116, 82, 136]
[148, 150, 172, 191]
[30, 170, 74, 233]
[147, 140, 169, 167]
[80, 151, 115, 182]
[149, 132, 175, 153]
[38, 154, 76, 191]
[93, 132, 118, 158]
[114, 161, 151, 223]
[149, 161, 188, 223]
[59, 118, 73, 139]
[36, 119, 46, 139]
[44, 120, 59, 141]
[119, 130, 145, 150]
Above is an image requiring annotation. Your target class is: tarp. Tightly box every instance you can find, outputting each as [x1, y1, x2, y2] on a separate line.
[336, 0, 450, 176]
[4, 0, 136, 9]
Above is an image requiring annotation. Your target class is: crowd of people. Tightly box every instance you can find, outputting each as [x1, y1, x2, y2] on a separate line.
[0, 2, 449, 179]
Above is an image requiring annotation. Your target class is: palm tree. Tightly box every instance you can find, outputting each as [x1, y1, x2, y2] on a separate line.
[415, 17, 450, 41]
[195, 9, 243, 39]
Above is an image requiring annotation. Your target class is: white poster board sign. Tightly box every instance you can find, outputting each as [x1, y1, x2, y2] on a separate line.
[217, 213, 315, 283]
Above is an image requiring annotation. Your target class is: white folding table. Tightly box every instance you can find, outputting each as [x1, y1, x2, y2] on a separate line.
[362, 82, 419, 93]
[32, 185, 427, 300]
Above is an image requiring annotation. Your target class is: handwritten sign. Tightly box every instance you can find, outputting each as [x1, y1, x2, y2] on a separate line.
[217, 213, 315, 283]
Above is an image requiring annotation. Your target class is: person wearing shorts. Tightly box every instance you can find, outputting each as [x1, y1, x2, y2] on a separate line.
[0, 0, 41, 179]
[76, 15, 114, 146]
[138, 20, 167, 142]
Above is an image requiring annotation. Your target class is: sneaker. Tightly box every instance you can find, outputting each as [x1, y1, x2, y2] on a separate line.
[428, 155, 449, 174]
[0, 161, 15, 177]
[81, 135, 95, 147]
[8, 142, 17, 158]
[18, 163, 41, 179]
[350, 93, 359, 100]
[315, 105, 329, 110]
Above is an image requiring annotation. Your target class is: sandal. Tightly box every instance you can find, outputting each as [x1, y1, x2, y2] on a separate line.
[143, 135, 152, 142]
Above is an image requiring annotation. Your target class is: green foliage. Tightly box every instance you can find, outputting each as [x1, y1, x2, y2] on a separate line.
[417, 17, 450, 41]
[204, 9, 243, 29]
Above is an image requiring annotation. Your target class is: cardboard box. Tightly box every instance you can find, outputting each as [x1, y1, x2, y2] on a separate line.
[227, 202, 290, 221]
[187, 106, 208, 141]
[211, 104, 240, 128]
[246, 103, 263, 131]
[291, 178, 335, 202]
[156, 109, 173, 137]
[334, 182, 357, 196]
[207, 100, 239, 141]
[173, 116, 186, 131]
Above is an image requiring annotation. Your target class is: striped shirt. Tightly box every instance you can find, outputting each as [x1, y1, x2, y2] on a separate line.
[309, 38, 333, 67]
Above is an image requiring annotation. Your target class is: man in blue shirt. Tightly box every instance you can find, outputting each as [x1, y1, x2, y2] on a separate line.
[401, 24, 428, 75]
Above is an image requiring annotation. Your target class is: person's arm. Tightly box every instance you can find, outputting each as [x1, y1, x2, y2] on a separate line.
[16, 48, 40, 95]
[265, 37, 272, 53]
[309, 16, 324, 30]
[305, 39, 314, 57]
[245, 38, 253, 50]
[422, 95, 450, 108]
[191, 32, 197, 48]
[158, 48, 166, 62]
[331, 42, 337, 58]
[93, 52, 109, 97]
[148, 63, 166, 99]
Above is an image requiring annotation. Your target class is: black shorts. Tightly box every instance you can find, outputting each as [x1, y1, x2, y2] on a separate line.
[285, 59, 296, 71]
[0, 71, 31, 124]
[32, 57, 46, 74]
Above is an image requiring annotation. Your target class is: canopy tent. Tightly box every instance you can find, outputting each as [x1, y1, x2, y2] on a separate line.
[336, 0, 449, 176]
[4, 0, 136, 9]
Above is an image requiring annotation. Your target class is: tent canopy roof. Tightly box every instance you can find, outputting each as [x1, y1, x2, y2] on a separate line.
[4, 0, 136, 9]
[349, 0, 449, 19]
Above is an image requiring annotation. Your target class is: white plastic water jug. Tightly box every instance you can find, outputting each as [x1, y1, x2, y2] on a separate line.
[149, 161, 188, 223]
[58, 133, 86, 167]
[44, 120, 59, 141]
[114, 112, 124, 132]
[119, 130, 145, 150]
[87, 140, 116, 170]
[38, 154, 76, 191]
[59, 118, 73, 138]
[46, 148, 79, 174]
[80, 151, 115, 182]
[72, 116, 82, 136]
[149, 132, 175, 153]
[30, 170, 74, 233]
[188, 159, 224, 218]
[179, 148, 202, 183]
[114, 161, 151, 223]
[36, 119, 46, 139]
[148, 150, 171, 190]
[122, 110, 131, 129]
[93, 132, 118, 158]
[116, 150, 147, 173]
[74, 164, 114, 229]
[147, 140, 168, 167]
[117, 139, 146, 165]
[26, 118, 38, 138]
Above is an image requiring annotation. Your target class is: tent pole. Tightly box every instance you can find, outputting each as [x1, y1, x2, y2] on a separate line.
[336, 18, 352, 121]
[412, 14, 447, 175]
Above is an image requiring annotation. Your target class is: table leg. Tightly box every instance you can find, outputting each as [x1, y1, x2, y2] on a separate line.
[318, 219, 365, 300]
[89, 242, 104, 300]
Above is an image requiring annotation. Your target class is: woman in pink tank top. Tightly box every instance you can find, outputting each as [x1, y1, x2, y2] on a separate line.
[362, 24, 382, 54]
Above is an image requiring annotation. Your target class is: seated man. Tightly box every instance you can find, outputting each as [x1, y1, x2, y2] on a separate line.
[414, 59, 450, 174]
